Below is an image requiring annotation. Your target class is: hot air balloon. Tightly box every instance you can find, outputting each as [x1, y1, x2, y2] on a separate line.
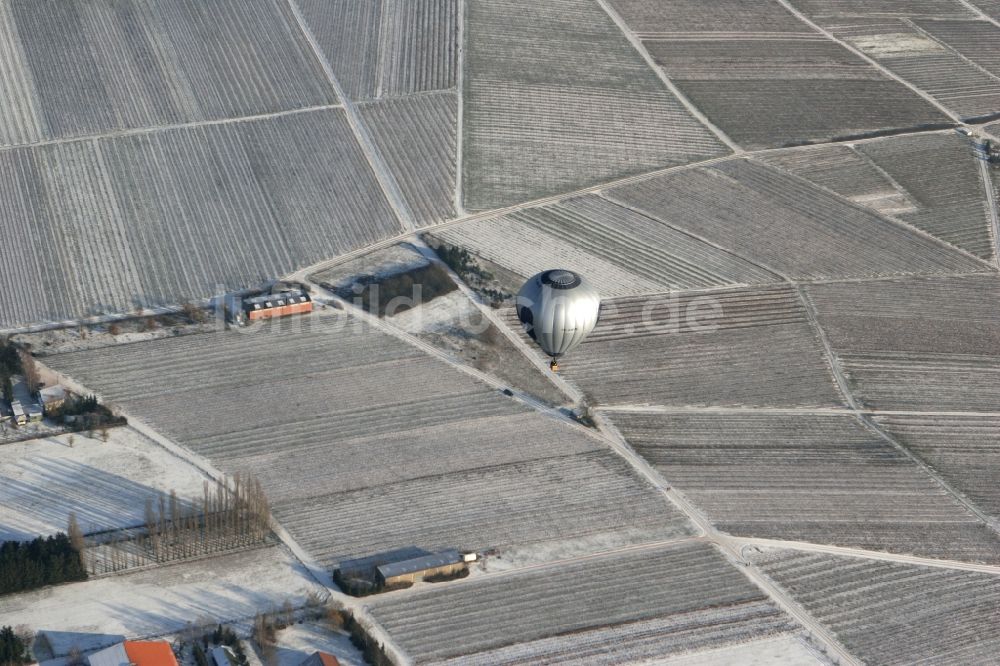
[516, 269, 600, 371]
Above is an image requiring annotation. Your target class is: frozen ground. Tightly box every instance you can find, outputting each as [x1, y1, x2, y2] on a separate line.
[479, 527, 681, 573]
[0, 546, 323, 655]
[657, 634, 827, 666]
[0, 427, 209, 540]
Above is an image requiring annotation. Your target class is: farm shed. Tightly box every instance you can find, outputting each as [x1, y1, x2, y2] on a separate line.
[242, 290, 313, 322]
[299, 652, 340, 666]
[377, 549, 465, 585]
[10, 400, 26, 426]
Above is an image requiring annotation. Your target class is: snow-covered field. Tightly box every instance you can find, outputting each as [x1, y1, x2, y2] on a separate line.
[0, 427, 208, 541]
[0, 546, 324, 654]
[658, 634, 826, 666]
[310, 243, 429, 293]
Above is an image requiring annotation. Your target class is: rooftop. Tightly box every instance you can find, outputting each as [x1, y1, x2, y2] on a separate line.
[377, 549, 462, 579]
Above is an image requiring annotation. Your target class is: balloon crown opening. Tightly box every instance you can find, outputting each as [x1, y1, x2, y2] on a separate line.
[541, 269, 582, 290]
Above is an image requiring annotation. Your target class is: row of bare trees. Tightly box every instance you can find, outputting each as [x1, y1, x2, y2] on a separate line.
[82, 474, 271, 575]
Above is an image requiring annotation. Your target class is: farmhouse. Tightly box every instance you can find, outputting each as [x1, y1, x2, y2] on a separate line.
[299, 652, 340, 666]
[39, 384, 67, 414]
[241, 290, 312, 322]
[376, 549, 465, 586]
[89, 641, 178, 666]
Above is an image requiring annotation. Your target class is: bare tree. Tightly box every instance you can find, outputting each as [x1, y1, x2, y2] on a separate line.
[67, 512, 85, 556]
[17, 348, 39, 393]
[67, 646, 84, 666]
[14, 625, 34, 658]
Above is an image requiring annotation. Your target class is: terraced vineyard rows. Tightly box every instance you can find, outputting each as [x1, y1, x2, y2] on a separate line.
[295, 0, 381, 100]
[913, 19, 1000, 80]
[551, 285, 844, 407]
[645, 36, 882, 80]
[613, 411, 1000, 563]
[432, 612, 804, 666]
[789, 0, 975, 20]
[45, 314, 592, 504]
[639, 28, 949, 150]
[0, 138, 152, 326]
[604, 159, 984, 280]
[47, 312, 679, 569]
[359, 91, 458, 224]
[672, 77, 949, 149]
[281, 450, 693, 568]
[0, 109, 401, 329]
[462, 0, 728, 210]
[876, 414, 1000, 520]
[0, 2, 43, 146]
[975, 0, 1000, 21]
[435, 193, 779, 297]
[759, 144, 915, 215]
[754, 549, 1000, 665]
[295, 0, 457, 100]
[608, 0, 810, 33]
[0, 0, 333, 143]
[806, 275, 1000, 411]
[841, 351, 1000, 411]
[378, 0, 458, 97]
[371, 542, 797, 664]
[858, 133, 995, 259]
[829, 20, 1000, 120]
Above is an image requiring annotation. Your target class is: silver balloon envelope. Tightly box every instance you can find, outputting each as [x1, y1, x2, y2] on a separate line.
[516, 269, 601, 359]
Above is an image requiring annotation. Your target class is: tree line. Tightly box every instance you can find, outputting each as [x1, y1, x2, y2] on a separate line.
[86, 474, 271, 575]
[0, 533, 86, 596]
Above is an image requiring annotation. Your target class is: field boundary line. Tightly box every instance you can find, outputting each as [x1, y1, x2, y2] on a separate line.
[957, 0, 1000, 30]
[593, 0, 743, 153]
[794, 285, 858, 411]
[285, 0, 418, 232]
[732, 536, 1000, 575]
[598, 404, 1000, 418]
[774, 0, 963, 123]
[975, 139, 1000, 268]
[0, 104, 343, 155]
[598, 405, 856, 416]
[795, 285, 1000, 535]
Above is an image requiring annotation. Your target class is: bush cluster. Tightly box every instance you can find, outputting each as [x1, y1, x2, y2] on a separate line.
[338, 263, 457, 316]
[53, 395, 127, 433]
